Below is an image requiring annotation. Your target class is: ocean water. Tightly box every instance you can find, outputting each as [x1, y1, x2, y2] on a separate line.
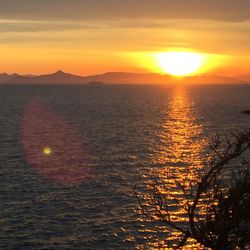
[0, 84, 250, 249]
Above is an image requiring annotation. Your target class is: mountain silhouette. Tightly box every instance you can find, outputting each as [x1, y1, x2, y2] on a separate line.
[237, 74, 250, 83]
[0, 73, 21, 83]
[0, 70, 246, 84]
[3, 70, 87, 84]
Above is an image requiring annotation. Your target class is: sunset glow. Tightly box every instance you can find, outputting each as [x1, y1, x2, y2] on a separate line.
[1, 1, 250, 249]
[0, 1, 250, 77]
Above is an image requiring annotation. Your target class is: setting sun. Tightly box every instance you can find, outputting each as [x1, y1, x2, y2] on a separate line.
[157, 52, 205, 77]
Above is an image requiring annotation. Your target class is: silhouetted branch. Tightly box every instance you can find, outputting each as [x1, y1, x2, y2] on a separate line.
[134, 129, 250, 249]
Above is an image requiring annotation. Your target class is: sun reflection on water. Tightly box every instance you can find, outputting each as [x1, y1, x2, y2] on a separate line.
[157, 87, 204, 179]
[142, 87, 208, 249]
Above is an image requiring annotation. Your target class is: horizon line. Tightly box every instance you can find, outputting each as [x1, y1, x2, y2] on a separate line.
[0, 69, 248, 79]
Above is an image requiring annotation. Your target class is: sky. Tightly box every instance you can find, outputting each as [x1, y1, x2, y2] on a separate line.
[1, 0, 250, 76]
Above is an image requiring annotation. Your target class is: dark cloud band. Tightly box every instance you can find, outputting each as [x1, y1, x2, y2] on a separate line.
[0, 0, 250, 22]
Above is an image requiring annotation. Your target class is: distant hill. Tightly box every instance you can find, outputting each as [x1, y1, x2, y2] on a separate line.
[0, 70, 246, 85]
[3, 70, 87, 84]
[182, 75, 247, 84]
[238, 75, 250, 83]
[83, 72, 173, 84]
[0, 73, 21, 83]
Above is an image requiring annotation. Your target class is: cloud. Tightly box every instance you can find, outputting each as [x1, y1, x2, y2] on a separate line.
[0, 20, 101, 32]
[0, 0, 250, 22]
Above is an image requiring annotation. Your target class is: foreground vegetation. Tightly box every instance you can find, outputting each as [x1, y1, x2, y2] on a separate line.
[135, 130, 250, 249]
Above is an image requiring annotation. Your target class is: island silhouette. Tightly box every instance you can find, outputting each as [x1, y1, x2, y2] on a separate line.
[0, 70, 247, 85]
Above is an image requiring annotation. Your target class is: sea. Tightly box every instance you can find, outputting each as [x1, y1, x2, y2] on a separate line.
[0, 84, 249, 249]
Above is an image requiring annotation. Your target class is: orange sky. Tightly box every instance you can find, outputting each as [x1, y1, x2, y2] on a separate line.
[0, 1, 250, 77]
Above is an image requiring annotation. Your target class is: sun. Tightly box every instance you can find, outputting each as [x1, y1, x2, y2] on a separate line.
[156, 52, 205, 77]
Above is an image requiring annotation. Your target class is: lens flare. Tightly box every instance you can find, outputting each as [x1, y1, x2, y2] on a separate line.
[21, 101, 91, 185]
[43, 147, 52, 156]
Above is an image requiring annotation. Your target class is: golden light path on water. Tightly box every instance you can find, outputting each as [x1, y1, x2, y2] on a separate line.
[142, 87, 209, 249]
